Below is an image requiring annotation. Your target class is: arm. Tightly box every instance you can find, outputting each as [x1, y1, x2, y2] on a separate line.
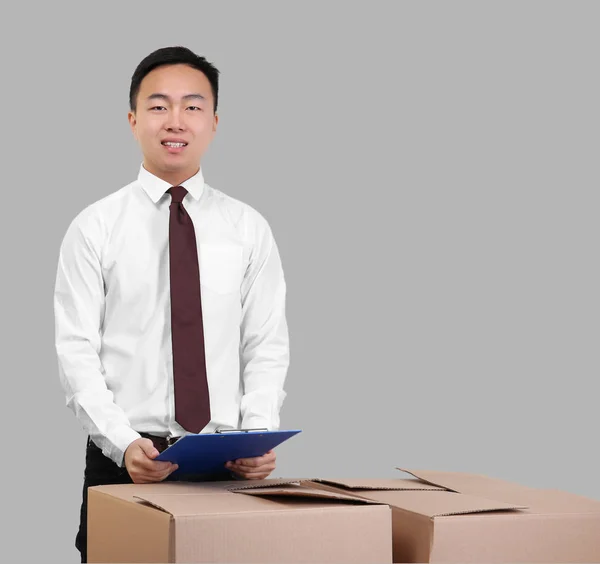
[53, 213, 141, 466]
[238, 213, 289, 431]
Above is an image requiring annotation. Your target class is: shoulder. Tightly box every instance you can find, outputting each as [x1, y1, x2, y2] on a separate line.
[204, 183, 274, 240]
[59, 181, 137, 249]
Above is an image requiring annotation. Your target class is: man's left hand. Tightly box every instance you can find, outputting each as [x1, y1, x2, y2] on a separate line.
[225, 449, 276, 479]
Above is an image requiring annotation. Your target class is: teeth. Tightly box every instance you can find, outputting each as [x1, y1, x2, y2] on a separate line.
[163, 142, 186, 148]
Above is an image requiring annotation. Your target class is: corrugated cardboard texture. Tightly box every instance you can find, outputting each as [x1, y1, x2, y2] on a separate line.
[88, 488, 172, 563]
[91, 481, 227, 500]
[237, 483, 381, 502]
[313, 478, 444, 491]
[359, 489, 526, 517]
[223, 477, 313, 490]
[398, 468, 547, 504]
[88, 480, 393, 563]
[311, 471, 600, 563]
[174, 504, 391, 563]
[389, 507, 433, 564]
[133, 484, 382, 515]
[431, 512, 600, 563]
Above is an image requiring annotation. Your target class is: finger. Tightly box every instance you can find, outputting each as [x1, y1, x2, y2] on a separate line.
[157, 465, 179, 481]
[236, 452, 276, 466]
[130, 447, 171, 471]
[133, 461, 178, 479]
[232, 458, 260, 468]
[148, 463, 179, 479]
[137, 457, 175, 472]
[132, 473, 162, 484]
[229, 463, 275, 475]
[138, 438, 161, 459]
[233, 456, 270, 468]
[135, 464, 178, 483]
[234, 459, 275, 471]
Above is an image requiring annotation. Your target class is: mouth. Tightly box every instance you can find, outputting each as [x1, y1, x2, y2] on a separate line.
[161, 140, 188, 153]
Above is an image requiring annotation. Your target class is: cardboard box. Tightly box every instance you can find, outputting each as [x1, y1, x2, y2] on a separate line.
[88, 478, 393, 563]
[308, 468, 600, 563]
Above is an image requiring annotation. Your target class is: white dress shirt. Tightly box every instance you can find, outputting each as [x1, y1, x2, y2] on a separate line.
[54, 164, 289, 466]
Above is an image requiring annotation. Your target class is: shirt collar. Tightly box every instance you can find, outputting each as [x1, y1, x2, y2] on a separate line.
[137, 163, 205, 204]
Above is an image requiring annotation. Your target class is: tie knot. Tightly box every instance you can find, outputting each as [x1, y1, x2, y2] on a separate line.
[168, 185, 188, 204]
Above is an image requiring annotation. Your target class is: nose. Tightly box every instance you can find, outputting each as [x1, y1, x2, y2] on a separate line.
[165, 109, 185, 132]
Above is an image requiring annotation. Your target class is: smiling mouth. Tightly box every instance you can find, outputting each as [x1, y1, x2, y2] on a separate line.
[162, 141, 188, 148]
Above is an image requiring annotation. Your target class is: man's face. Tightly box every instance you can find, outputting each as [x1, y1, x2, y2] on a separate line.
[128, 64, 218, 183]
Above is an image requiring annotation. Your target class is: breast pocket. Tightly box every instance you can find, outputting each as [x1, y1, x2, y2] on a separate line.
[199, 243, 244, 295]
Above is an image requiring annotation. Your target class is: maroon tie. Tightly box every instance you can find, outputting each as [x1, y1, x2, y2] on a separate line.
[167, 185, 211, 433]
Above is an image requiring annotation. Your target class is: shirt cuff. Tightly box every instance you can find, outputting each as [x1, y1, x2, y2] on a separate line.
[96, 426, 142, 467]
[240, 389, 286, 431]
[240, 415, 278, 431]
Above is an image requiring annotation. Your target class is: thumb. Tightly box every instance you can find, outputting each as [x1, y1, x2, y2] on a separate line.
[139, 438, 160, 459]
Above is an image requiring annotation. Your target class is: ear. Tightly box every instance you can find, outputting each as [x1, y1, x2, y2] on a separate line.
[128, 111, 138, 140]
[212, 113, 219, 132]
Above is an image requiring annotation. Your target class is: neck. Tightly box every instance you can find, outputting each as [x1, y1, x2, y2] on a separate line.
[143, 161, 200, 187]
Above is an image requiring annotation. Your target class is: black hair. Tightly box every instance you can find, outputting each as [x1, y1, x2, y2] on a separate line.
[129, 46, 220, 113]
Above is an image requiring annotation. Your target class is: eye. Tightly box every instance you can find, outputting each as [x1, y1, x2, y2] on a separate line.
[150, 106, 166, 111]
[187, 106, 202, 111]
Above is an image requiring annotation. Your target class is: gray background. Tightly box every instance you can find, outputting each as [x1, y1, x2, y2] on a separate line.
[1, 1, 598, 561]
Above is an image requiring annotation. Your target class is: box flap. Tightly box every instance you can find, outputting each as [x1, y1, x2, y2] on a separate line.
[131, 482, 378, 517]
[397, 468, 463, 492]
[93, 486, 394, 564]
[507, 488, 600, 515]
[224, 478, 310, 491]
[310, 478, 444, 491]
[90, 481, 229, 501]
[357, 489, 527, 518]
[237, 484, 381, 504]
[132, 492, 278, 517]
[398, 468, 543, 505]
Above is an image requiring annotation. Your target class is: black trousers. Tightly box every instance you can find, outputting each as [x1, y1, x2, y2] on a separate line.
[76, 436, 232, 563]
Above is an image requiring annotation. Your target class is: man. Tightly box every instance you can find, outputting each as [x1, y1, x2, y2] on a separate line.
[53, 46, 289, 562]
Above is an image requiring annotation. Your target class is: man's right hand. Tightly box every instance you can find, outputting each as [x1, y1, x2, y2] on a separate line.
[124, 438, 179, 483]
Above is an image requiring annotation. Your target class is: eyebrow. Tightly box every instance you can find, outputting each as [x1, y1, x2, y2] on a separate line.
[146, 93, 206, 103]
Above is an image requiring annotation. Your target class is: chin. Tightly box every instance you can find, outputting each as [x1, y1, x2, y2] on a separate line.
[161, 161, 189, 171]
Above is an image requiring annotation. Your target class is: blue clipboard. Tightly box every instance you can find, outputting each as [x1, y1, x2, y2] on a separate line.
[155, 428, 301, 476]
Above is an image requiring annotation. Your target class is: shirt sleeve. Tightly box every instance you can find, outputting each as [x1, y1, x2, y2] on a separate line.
[239, 211, 289, 430]
[53, 212, 141, 466]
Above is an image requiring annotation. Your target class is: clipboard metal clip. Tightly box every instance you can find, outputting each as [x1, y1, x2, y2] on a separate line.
[215, 427, 269, 434]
